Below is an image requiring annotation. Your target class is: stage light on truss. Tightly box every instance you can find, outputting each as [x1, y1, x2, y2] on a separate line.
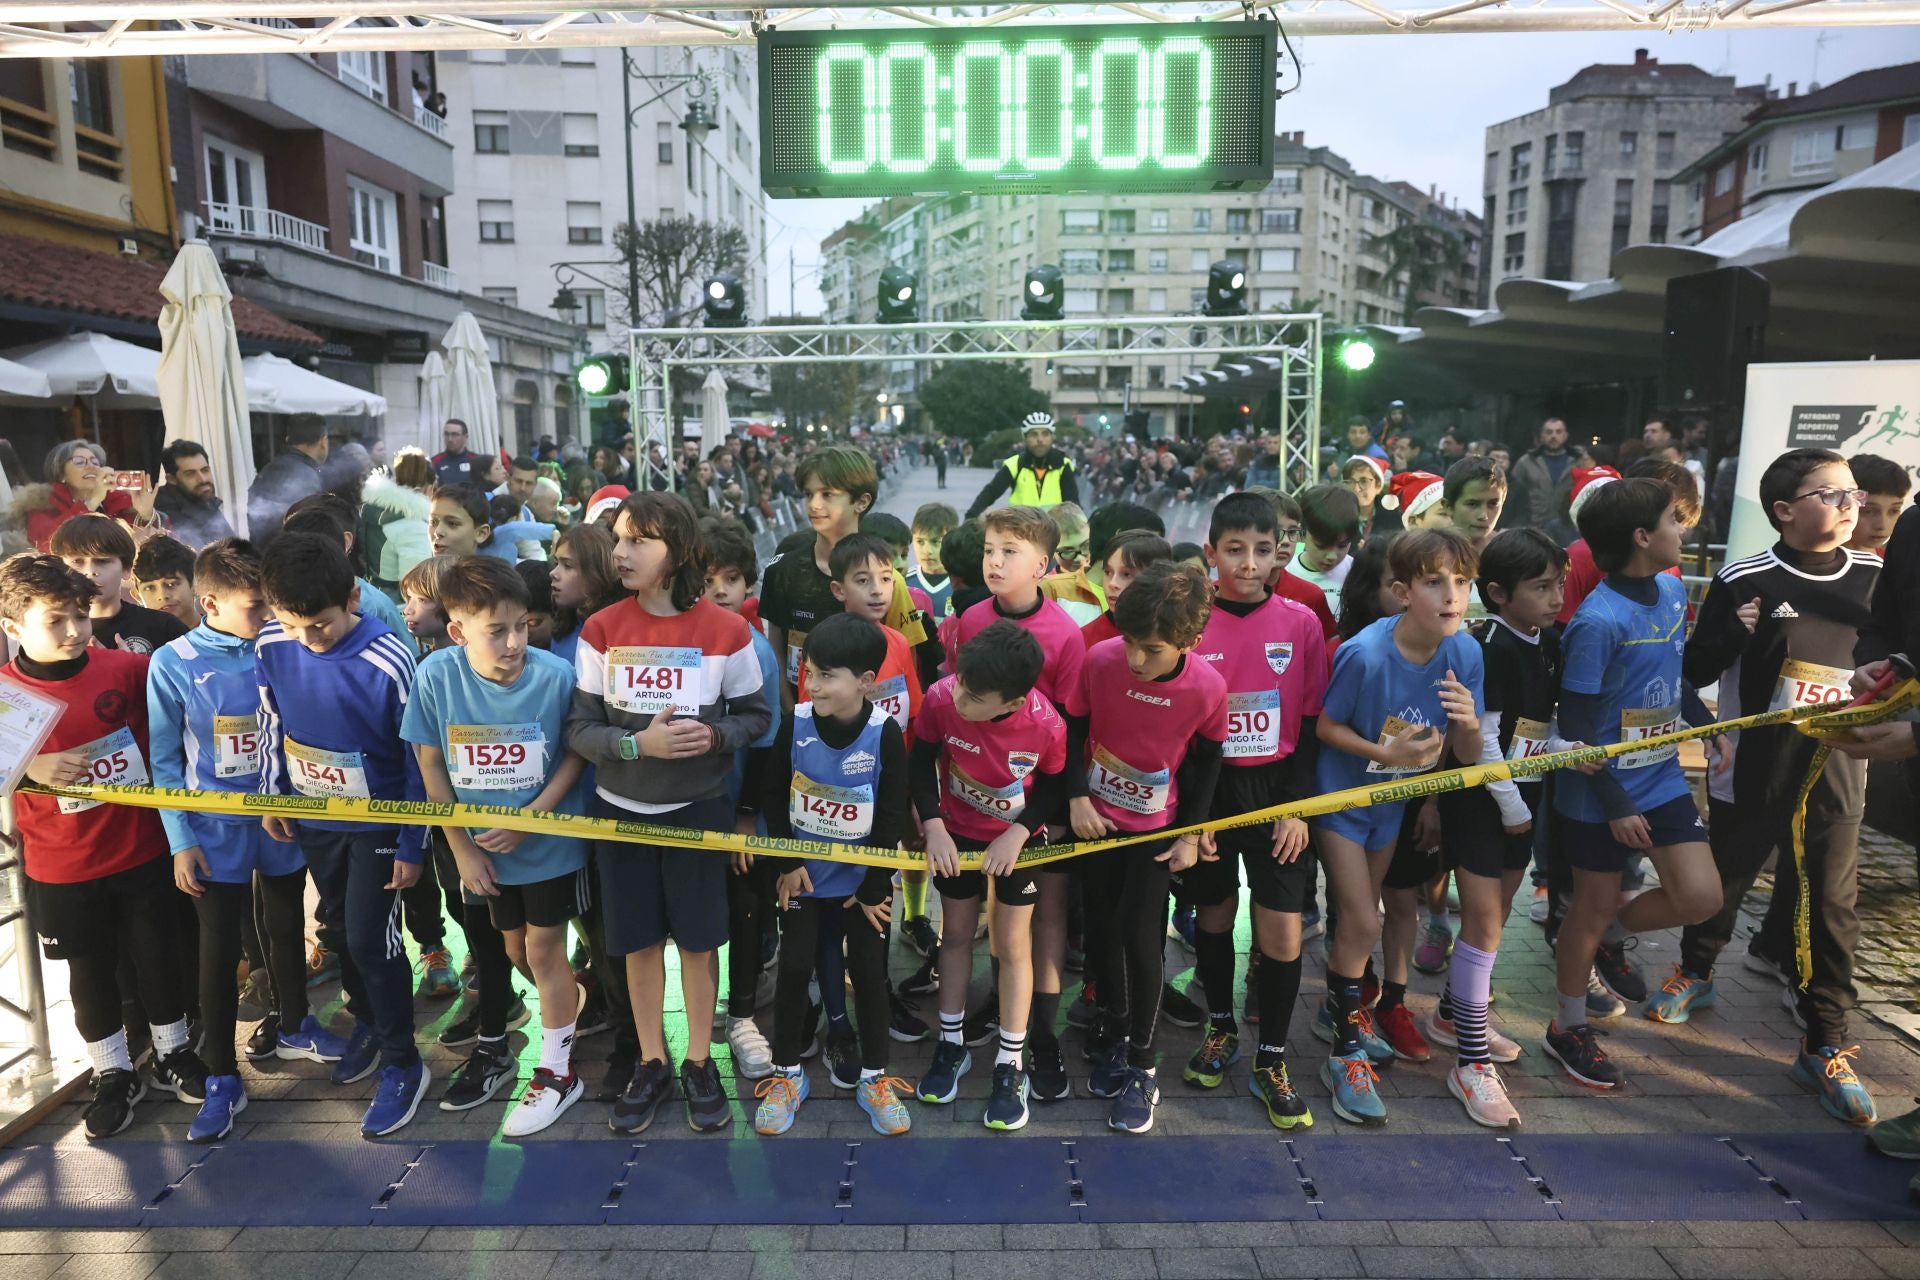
[703, 271, 747, 327]
[575, 352, 629, 397]
[1022, 264, 1064, 321]
[1338, 337, 1377, 372]
[877, 265, 918, 323]
[1203, 260, 1248, 316]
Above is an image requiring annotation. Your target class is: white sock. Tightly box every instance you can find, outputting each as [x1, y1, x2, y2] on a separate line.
[151, 1018, 188, 1057]
[540, 1021, 576, 1076]
[860, 1066, 882, 1081]
[939, 1011, 964, 1046]
[996, 1029, 1027, 1069]
[87, 1028, 132, 1075]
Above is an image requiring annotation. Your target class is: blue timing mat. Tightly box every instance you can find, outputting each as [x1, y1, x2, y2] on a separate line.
[841, 1137, 1082, 1224]
[1512, 1134, 1793, 1221]
[599, 1138, 848, 1225]
[1073, 1135, 1316, 1222]
[1296, 1135, 1559, 1221]
[0, 1143, 204, 1226]
[139, 1140, 420, 1227]
[1726, 1133, 1920, 1221]
[370, 1141, 635, 1226]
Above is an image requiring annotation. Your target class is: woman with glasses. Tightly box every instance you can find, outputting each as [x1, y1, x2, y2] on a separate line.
[24, 440, 163, 551]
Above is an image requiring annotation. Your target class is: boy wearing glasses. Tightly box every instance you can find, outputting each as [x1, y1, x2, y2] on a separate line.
[1649, 449, 1882, 1125]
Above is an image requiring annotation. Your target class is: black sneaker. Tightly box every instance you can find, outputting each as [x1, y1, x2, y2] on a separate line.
[1594, 940, 1647, 1005]
[575, 982, 611, 1038]
[245, 1012, 281, 1063]
[1160, 982, 1205, 1030]
[610, 1057, 673, 1133]
[235, 968, 272, 1024]
[83, 1068, 146, 1141]
[984, 1062, 1031, 1131]
[825, 1024, 861, 1091]
[889, 993, 929, 1043]
[963, 995, 1000, 1048]
[1542, 1021, 1623, 1090]
[902, 916, 939, 959]
[1027, 1038, 1071, 1102]
[439, 1042, 516, 1111]
[439, 1004, 484, 1049]
[597, 1040, 639, 1103]
[681, 1058, 730, 1132]
[897, 956, 939, 998]
[150, 1047, 210, 1105]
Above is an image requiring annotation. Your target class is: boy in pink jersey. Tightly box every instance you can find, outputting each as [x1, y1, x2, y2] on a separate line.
[1176, 494, 1327, 1130]
[911, 621, 1066, 1129]
[1079, 531, 1172, 652]
[949, 507, 1085, 713]
[1066, 562, 1228, 1134]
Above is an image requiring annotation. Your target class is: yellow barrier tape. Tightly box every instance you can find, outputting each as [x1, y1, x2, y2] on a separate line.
[20, 680, 1917, 878]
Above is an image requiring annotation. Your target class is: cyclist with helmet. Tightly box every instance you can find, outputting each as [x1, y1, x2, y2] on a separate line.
[966, 411, 1079, 518]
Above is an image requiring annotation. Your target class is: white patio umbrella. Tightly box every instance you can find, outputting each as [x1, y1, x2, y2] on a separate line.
[441, 312, 500, 458]
[417, 350, 448, 452]
[0, 353, 52, 404]
[700, 368, 729, 454]
[242, 353, 387, 416]
[157, 242, 253, 536]
[0, 331, 162, 407]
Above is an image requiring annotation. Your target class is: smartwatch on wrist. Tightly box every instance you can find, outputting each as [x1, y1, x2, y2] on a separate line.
[618, 733, 639, 761]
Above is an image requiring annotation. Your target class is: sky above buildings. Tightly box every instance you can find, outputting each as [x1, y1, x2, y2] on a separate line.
[758, 27, 1917, 315]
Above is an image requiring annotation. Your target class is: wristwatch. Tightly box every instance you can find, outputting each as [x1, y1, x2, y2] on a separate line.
[618, 733, 639, 761]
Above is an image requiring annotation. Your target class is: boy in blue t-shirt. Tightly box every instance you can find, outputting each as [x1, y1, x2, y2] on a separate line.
[1549, 477, 1726, 1091]
[403, 555, 591, 1138]
[1312, 528, 1485, 1127]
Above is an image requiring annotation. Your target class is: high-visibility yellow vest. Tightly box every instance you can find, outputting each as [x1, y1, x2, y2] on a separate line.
[1004, 454, 1071, 507]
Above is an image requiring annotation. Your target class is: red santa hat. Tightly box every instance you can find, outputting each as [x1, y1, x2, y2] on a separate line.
[585, 484, 630, 525]
[1381, 470, 1444, 518]
[1568, 466, 1622, 523]
[1343, 454, 1389, 483]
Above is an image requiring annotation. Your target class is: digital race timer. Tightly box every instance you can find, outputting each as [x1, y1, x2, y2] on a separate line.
[758, 22, 1277, 197]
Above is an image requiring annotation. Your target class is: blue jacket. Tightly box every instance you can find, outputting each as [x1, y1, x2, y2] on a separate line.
[147, 622, 269, 855]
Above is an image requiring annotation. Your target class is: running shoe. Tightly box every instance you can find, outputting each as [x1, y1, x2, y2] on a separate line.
[1868, 1107, 1920, 1159]
[273, 1014, 349, 1065]
[1311, 1001, 1395, 1064]
[575, 979, 611, 1038]
[1375, 1004, 1431, 1063]
[682, 1058, 730, 1132]
[1585, 969, 1627, 1020]
[362, 1060, 431, 1137]
[83, 1068, 145, 1141]
[985, 1062, 1031, 1131]
[857, 1075, 913, 1136]
[1594, 939, 1646, 1004]
[438, 994, 531, 1048]
[1424, 1008, 1521, 1063]
[1528, 887, 1551, 926]
[727, 1016, 774, 1080]
[189, 1074, 247, 1144]
[1449, 1062, 1520, 1130]
[1250, 1062, 1312, 1130]
[150, 1047, 210, 1105]
[1169, 906, 1197, 954]
[1027, 1039, 1071, 1103]
[1300, 908, 1324, 941]
[1412, 918, 1454, 975]
[1792, 1044, 1877, 1126]
[901, 916, 940, 959]
[1160, 982, 1205, 1030]
[236, 968, 272, 1024]
[598, 1040, 638, 1103]
[888, 994, 929, 1043]
[439, 1042, 515, 1111]
[1183, 1029, 1240, 1089]
[1086, 1039, 1130, 1100]
[825, 1023, 862, 1092]
[753, 1069, 809, 1136]
[1744, 944, 1790, 987]
[609, 1057, 672, 1134]
[1320, 1050, 1387, 1126]
[1542, 1021, 1622, 1090]
[503, 1068, 583, 1138]
[1644, 968, 1717, 1025]
[917, 1041, 972, 1104]
[417, 946, 461, 999]
[306, 944, 339, 989]
[327, 1021, 379, 1084]
[963, 995, 1001, 1048]
[1108, 1067, 1160, 1134]
[897, 956, 939, 998]
[245, 1012, 281, 1063]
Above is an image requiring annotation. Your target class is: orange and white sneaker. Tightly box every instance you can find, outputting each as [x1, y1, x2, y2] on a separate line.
[1426, 1007, 1522, 1063]
[857, 1075, 913, 1136]
[1448, 1062, 1520, 1130]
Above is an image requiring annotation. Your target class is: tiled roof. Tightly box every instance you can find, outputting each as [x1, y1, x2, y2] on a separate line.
[0, 233, 321, 347]
[1747, 60, 1920, 124]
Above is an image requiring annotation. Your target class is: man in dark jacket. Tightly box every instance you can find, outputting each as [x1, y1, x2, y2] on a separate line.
[1842, 503, 1920, 763]
[1507, 416, 1576, 534]
[430, 418, 487, 489]
[154, 438, 236, 547]
[246, 414, 328, 536]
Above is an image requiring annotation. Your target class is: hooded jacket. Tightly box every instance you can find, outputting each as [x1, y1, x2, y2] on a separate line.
[361, 470, 434, 585]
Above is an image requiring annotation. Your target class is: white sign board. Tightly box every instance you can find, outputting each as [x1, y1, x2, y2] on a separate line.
[1726, 360, 1920, 564]
[0, 678, 62, 798]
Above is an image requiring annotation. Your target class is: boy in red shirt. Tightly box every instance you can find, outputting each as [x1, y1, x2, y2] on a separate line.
[797, 533, 925, 729]
[1, 555, 207, 1139]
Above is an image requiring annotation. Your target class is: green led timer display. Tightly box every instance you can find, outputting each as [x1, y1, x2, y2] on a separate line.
[759, 23, 1276, 197]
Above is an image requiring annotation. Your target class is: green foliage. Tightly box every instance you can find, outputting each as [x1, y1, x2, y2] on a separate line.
[915, 361, 1049, 444]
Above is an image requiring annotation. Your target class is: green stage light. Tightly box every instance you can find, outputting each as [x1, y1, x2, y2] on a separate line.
[575, 353, 628, 397]
[1338, 339, 1377, 372]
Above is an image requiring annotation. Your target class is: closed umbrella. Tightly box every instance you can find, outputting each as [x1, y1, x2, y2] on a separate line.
[700, 369, 729, 455]
[418, 350, 447, 452]
[156, 242, 253, 536]
[441, 312, 500, 458]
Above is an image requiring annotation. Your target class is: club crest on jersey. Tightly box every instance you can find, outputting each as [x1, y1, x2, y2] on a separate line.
[842, 751, 876, 776]
[1265, 642, 1293, 675]
[1007, 751, 1040, 779]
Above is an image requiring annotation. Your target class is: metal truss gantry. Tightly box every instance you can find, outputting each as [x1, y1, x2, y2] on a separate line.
[2, 0, 1917, 58]
[627, 311, 1323, 482]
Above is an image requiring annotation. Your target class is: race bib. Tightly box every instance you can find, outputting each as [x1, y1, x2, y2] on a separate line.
[1088, 744, 1171, 817]
[606, 646, 703, 717]
[785, 635, 807, 687]
[446, 723, 546, 792]
[789, 771, 875, 842]
[1617, 705, 1679, 770]
[1506, 715, 1552, 782]
[1366, 714, 1442, 775]
[57, 726, 149, 814]
[212, 714, 262, 779]
[949, 760, 1024, 823]
[285, 738, 370, 799]
[1768, 659, 1852, 714]
[1224, 689, 1281, 760]
[873, 674, 910, 729]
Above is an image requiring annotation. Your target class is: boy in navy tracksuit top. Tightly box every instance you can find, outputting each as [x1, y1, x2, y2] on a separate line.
[149, 538, 348, 1143]
[255, 532, 430, 1138]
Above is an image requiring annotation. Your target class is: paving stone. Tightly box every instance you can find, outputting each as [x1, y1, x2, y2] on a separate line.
[1683, 1221, 1796, 1249]
[806, 1227, 906, 1251]
[1454, 1245, 1677, 1278]
[349, 1253, 559, 1279]
[0, 1231, 144, 1255]
[516, 1226, 715, 1251]
[132, 1229, 241, 1253]
[850, 1254, 956, 1280]
[1151, 1246, 1261, 1278]
[1353, 1245, 1472, 1277]
[1657, 1247, 1785, 1279]
[1294, 1221, 1394, 1245]
[906, 1225, 1000, 1251]
[1862, 1248, 1920, 1279]
[549, 1250, 751, 1280]
[749, 1254, 858, 1280]
[998, 1223, 1103, 1250]
[1390, 1220, 1496, 1247]
[13, 1259, 70, 1280]
[1255, 1248, 1363, 1279]
[1483, 1222, 1600, 1246]
[1778, 1221, 1903, 1247]
[1770, 1247, 1891, 1279]
[148, 1251, 360, 1280]
[951, 1249, 1156, 1280]
[711, 1225, 814, 1252]
[418, 1227, 524, 1251]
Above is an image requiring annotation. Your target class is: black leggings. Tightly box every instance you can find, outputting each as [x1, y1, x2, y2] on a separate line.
[431, 835, 513, 1040]
[725, 861, 770, 1020]
[194, 871, 308, 1074]
[1087, 838, 1175, 1069]
[771, 898, 889, 1071]
[70, 890, 186, 1048]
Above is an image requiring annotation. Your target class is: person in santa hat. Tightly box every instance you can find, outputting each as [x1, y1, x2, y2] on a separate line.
[1342, 455, 1396, 542]
[1384, 471, 1449, 531]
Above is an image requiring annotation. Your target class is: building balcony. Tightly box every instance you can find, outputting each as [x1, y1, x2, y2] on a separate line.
[412, 104, 448, 141]
[422, 261, 458, 292]
[206, 202, 330, 254]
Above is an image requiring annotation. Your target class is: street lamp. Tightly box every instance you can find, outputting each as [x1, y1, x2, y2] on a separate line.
[620, 54, 717, 324]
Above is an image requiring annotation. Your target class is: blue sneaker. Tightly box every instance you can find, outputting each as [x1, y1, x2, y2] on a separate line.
[361, 1060, 430, 1138]
[1644, 967, 1717, 1025]
[915, 1042, 971, 1104]
[1168, 907, 1196, 954]
[1086, 1040, 1130, 1099]
[1311, 1001, 1394, 1064]
[1108, 1067, 1160, 1134]
[276, 1014, 349, 1064]
[856, 1075, 912, 1136]
[1793, 1044, 1878, 1126]
[1320, 1050, 1387, 1126]
[188, 1074, 247, 1144]
[328, 1021, 378, 1085]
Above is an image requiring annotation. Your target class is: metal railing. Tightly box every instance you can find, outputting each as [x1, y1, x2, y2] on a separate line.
[206, 202, 331, 253]
[0, 801, 52, 1084]
[413, 103, 449, 140]
[422, 261, 459, 291]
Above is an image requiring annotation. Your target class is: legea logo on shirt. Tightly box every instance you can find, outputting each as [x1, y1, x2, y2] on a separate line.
[946, 736, 981, 755]
[1266, 642, 1293, 675]
[1008, 751, 1039, 779]
[842, 750, 876, 776]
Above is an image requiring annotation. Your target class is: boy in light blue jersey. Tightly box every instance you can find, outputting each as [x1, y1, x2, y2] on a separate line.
[148, 538, 347, 1142]
[402, 555, 591, 1137]
[1548, 476, 1725, 1091]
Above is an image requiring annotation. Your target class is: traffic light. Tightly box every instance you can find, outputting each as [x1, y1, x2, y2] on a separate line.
[575, 352, 629, 397]
[1098, 412, 1110, 429]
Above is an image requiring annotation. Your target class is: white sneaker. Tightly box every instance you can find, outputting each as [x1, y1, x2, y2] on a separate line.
[502, 1067, 583, 1138]
[1425, 1008, 1522, 1063]
[728, 1015, 775, 1080]
[1745, 948, 1789, 986]
[1448, 1062, 1520, 1130]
